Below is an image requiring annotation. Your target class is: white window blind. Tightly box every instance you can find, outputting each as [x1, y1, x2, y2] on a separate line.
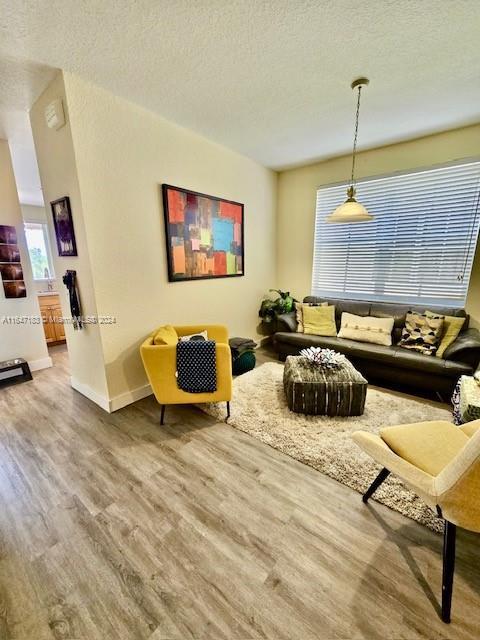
[312, 161, 480, 307]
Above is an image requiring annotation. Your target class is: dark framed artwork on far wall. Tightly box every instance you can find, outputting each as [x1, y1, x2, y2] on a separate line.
[51, 196, 78, 257]
[162, 184, 244, 282]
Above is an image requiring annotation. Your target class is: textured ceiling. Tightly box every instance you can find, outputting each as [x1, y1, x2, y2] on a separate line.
[0, 56, 55, 205]
[0, 0, 479, 178]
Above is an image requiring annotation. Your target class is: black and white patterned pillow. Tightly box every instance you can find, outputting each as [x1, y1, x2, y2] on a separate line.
[398, 311, 444, 356]
[176, 340, 217, 393]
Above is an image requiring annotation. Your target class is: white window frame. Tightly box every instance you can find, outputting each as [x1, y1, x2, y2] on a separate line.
[311, 159, 480, 308]
[24, 221, 56, 281]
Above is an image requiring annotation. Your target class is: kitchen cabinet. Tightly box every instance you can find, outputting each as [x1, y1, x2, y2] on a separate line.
[38, 294, 66, 344]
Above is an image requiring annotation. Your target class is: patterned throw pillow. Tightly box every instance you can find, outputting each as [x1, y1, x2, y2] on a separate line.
[398, 311, 444, 356]
[295, 301, 328, 333]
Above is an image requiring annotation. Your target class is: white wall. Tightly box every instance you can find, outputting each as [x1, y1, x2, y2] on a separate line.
[30, 73, 109, 407]
[31, 72, 277, 410]
[0, 139, 51, 371]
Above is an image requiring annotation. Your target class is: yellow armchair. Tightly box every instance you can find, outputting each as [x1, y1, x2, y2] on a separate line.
[140, 324, 232, 424]
[353, 419, 480, 624]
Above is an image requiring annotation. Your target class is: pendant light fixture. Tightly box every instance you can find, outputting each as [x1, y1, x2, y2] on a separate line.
[326, 77, 374, 223]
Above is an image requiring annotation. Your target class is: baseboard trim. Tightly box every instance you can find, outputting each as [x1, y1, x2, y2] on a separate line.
[71, 377, 111, 412]
[70, 377, 152, 413]
[30, 356, 53, 371]
[109, 384, 153, 412]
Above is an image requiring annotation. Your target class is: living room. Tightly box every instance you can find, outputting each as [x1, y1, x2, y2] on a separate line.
[0, 1, 479, 638]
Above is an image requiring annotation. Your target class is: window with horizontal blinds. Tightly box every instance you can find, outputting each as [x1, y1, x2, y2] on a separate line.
[312, 161, 480, 307]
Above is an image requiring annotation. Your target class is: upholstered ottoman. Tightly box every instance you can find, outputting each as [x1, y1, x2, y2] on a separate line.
[459, 375, 480, 423]
[283, 355, 368, 416]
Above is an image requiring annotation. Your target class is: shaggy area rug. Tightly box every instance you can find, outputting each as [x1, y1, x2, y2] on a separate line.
[201, 362, 453, 532]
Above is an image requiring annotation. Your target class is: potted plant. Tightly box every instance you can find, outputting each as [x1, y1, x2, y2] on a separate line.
[258, 289, 297, 332]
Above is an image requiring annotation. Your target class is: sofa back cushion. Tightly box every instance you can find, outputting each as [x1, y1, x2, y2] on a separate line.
[338, 312, 395, 346]
[303, 296, 468, 343]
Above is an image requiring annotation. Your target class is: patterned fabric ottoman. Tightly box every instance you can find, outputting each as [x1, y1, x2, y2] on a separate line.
[459, 375, 480, 423]
[283, 355, 368, 416]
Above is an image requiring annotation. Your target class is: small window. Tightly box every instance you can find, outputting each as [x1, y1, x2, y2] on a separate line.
[24, 222, 55, 280]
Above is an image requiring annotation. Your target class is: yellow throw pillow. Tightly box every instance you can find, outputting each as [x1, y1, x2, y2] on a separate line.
[153, 324, 178, 345]
[295, 301, 328, 333]
[426, 311, 466, 358]
[303, 305, 337, 337]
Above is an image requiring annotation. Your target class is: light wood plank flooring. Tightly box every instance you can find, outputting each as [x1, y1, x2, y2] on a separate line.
[0, 345, 478, 639]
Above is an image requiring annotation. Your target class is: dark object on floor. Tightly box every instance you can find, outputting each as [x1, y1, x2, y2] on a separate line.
[176, 339, 217, 393]
[274, 296, 480, 396]
[232, 350, 256, 375]
[229, 337, 257, 375]
[283, 354, 367, 416]
[62, 270, 82, 329]
[0, 358, 32, 387]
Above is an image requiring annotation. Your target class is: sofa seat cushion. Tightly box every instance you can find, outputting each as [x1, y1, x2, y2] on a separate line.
[381, 420, 468, 475]
[353, 341, 472, 376]
[390, 346, 471, 376]
[274, 332, 472, 377]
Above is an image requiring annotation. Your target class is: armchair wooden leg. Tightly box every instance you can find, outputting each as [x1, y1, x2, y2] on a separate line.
[362, 467, 390, 503]
[226, 401, 230, 421]
[160, 405, 166, 425]
[441, 521, 456, 623]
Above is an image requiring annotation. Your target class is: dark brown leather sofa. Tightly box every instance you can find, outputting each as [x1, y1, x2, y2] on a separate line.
[273, 297, 480, 396]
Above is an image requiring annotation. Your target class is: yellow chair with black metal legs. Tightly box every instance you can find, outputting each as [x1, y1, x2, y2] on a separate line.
[140, 324, 232, 425]
[352, 419, 480, 623]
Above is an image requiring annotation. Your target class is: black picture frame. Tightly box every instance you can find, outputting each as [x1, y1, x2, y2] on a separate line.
[51, 196, 78, 257]
[162, 184, 244, 282]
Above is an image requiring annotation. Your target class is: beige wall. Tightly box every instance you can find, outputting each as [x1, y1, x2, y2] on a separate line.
[277, 124, 480, 325]
[467, 244, 480, 329]
[0, 139, 51, 370]
[33, 72, 277, 409]
[30, 73, 109, 406]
